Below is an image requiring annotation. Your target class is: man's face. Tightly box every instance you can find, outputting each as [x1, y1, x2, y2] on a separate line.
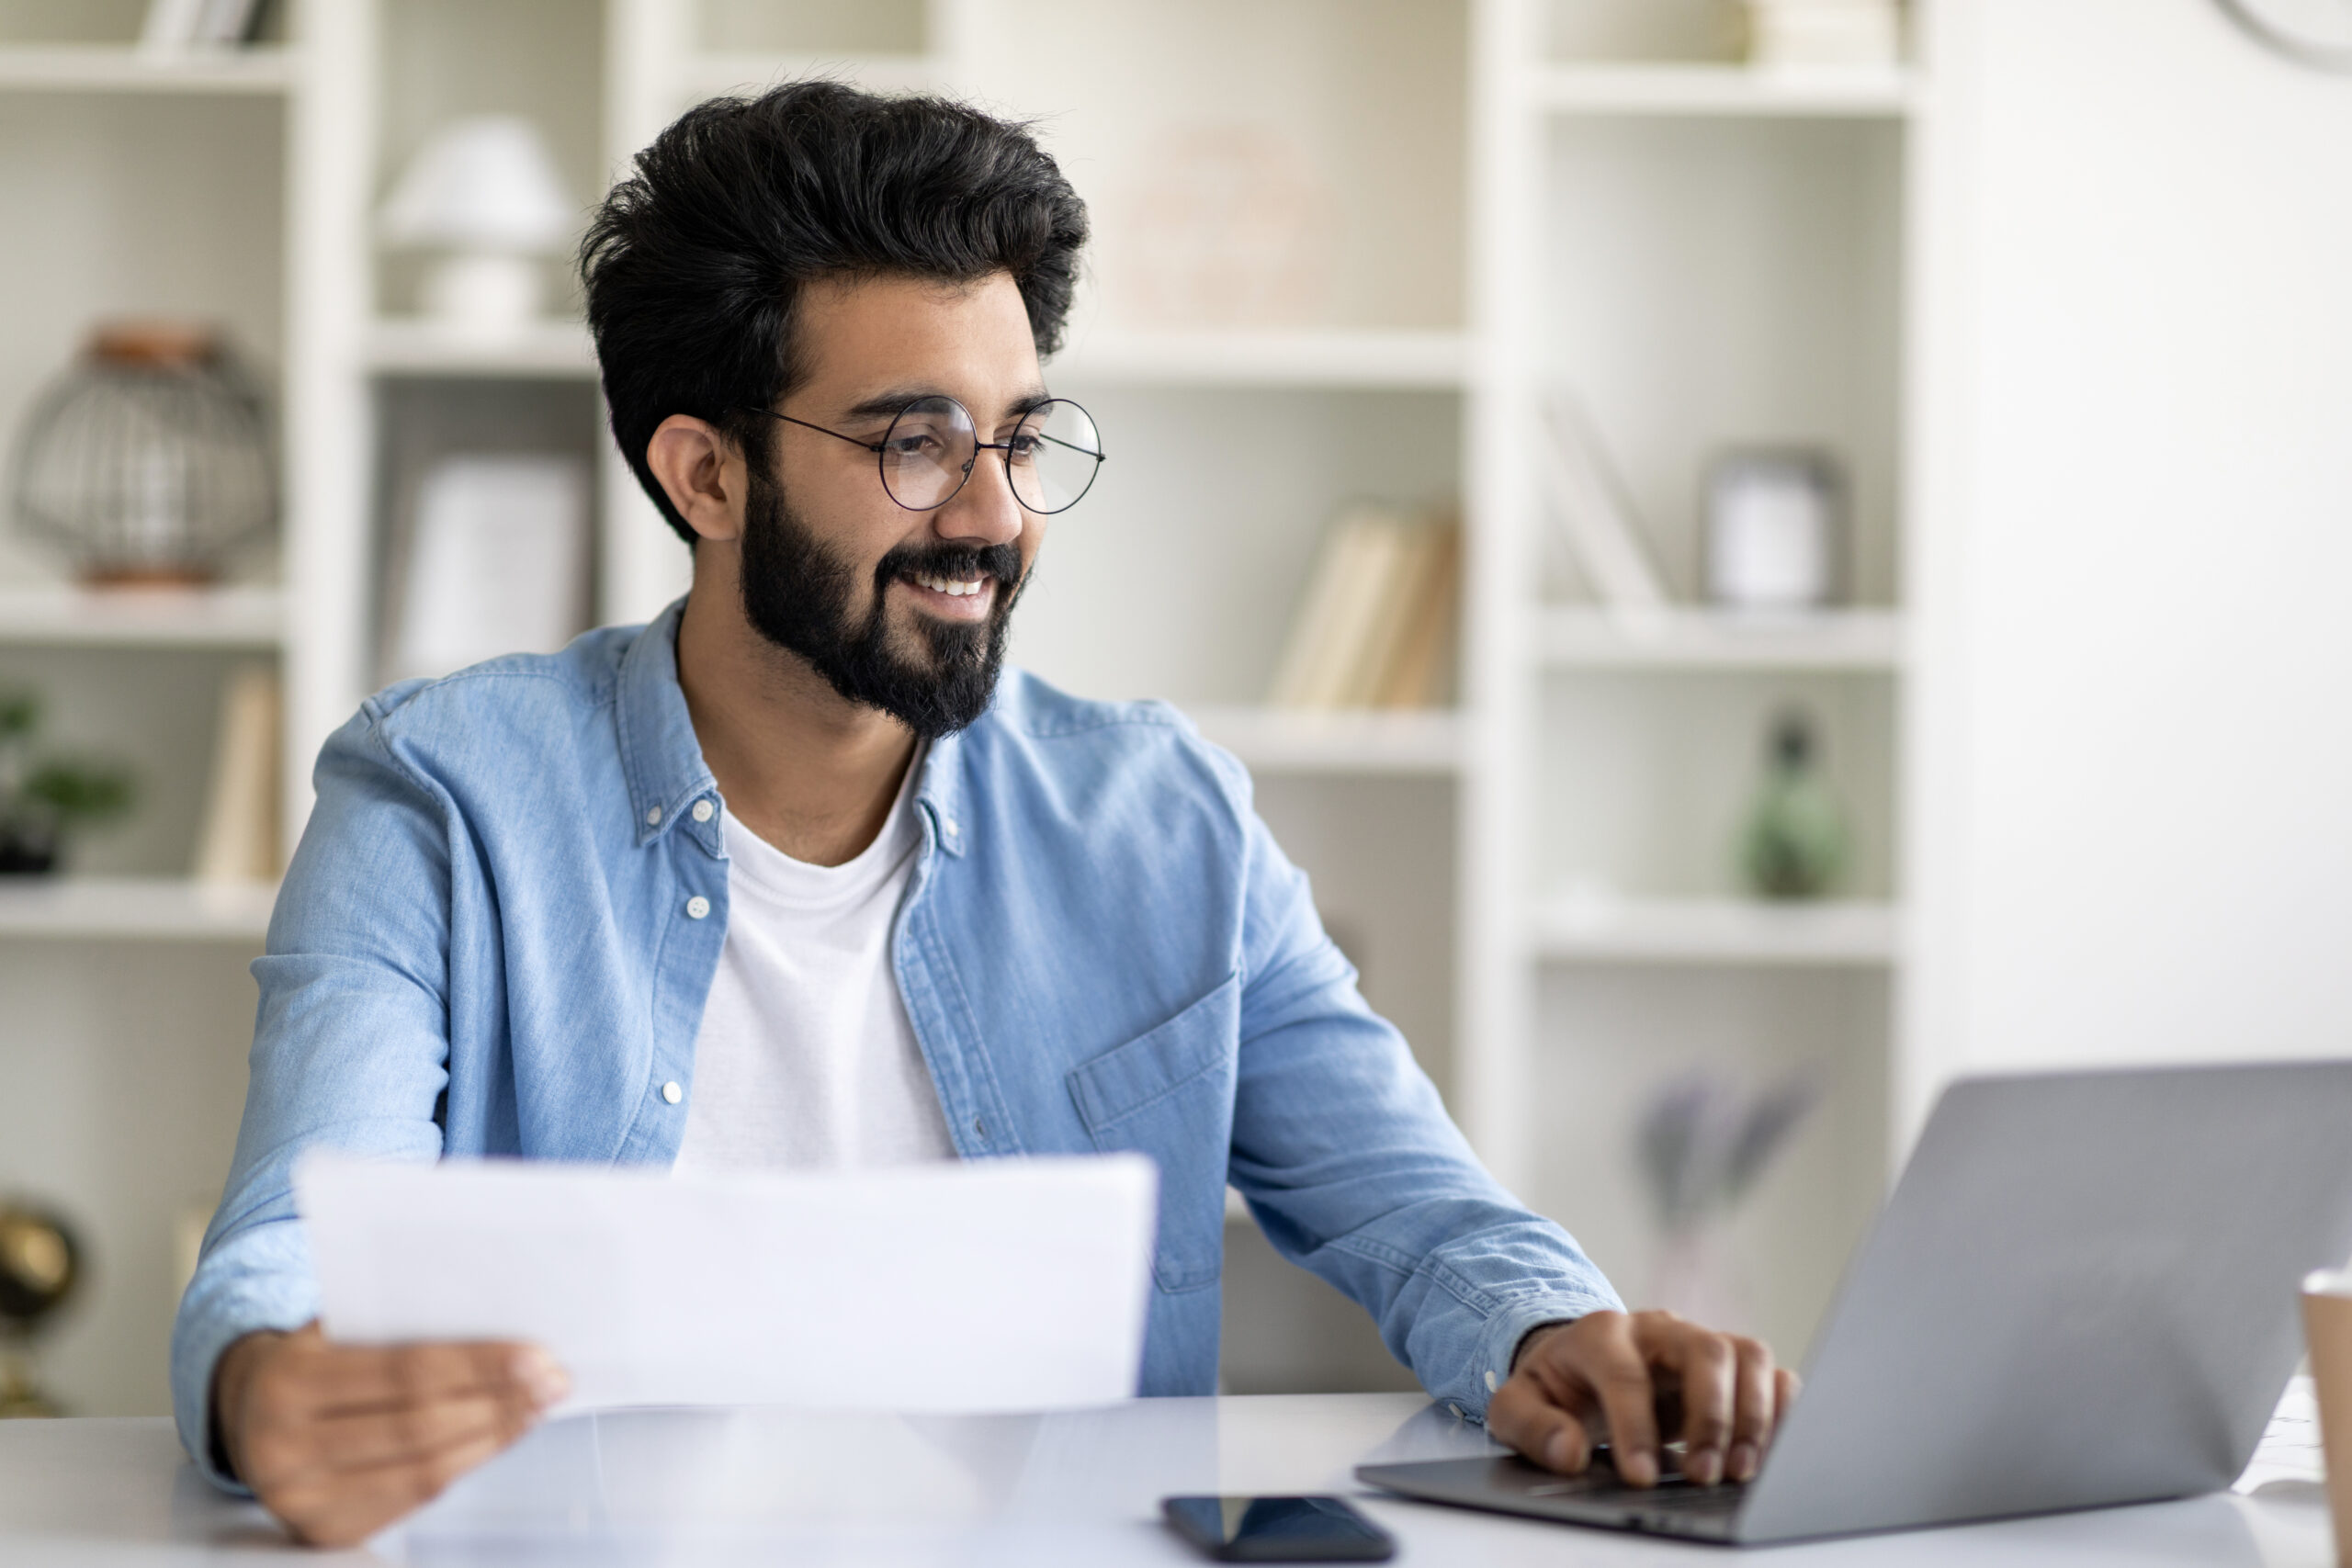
[740, 271, 1046, 739]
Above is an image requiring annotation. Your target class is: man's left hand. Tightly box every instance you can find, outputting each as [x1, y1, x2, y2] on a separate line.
[1486, 1309, 1798, 1488]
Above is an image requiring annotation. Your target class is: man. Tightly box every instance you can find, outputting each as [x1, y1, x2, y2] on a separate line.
[172, 83, 1794, 1548]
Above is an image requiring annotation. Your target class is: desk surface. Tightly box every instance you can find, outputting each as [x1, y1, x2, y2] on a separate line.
[0, 1393, 2335, 1565]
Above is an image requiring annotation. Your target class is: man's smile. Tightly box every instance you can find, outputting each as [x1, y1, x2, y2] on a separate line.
[896, 569, 999, 621]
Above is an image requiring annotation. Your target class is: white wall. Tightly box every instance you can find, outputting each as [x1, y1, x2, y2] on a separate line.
[1905, 0, 2352, 1129]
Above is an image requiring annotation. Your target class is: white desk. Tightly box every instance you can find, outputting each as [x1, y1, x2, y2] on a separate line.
[0, 1393, 2335, 1564]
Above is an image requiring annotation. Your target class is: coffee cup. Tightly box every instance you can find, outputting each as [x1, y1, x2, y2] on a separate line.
[2302, 1270, 2352, 1565]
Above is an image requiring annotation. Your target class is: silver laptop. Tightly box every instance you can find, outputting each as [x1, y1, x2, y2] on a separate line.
[1360, 1060, 2352, 1545]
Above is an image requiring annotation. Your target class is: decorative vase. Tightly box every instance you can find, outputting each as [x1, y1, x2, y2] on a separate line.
[7, 322, 275, 585]
[1740, 709, 1848, 899]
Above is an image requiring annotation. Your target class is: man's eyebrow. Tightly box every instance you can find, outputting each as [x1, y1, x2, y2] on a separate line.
[832, 385, 1055, 423]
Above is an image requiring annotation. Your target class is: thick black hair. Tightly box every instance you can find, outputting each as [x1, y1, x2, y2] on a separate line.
[581, 80, 1089, 543]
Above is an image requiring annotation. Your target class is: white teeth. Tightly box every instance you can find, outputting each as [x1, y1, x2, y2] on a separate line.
[912, 573, 986, 598]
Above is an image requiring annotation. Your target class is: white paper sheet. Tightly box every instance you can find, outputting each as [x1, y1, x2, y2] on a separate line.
[294, 1153, 1159, 1414]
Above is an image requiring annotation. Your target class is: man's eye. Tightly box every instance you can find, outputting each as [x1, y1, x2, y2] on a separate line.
[1004, 434, 1043, 462]
[888, 431, 944, 457]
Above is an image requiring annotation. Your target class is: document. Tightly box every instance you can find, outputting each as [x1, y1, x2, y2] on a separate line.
[294, 1153, 1159, 1414]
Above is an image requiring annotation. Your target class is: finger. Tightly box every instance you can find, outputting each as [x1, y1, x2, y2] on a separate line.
[270, 1422, 521, 1549]
[1486, 1375, 1596, 1476]
[1638, 1316, 1735, 1486]
[292, 1340, 566, 1417]
[1577, 1315, 1663, 1487]
[1774, 1367, 1802, 1429]
[1725, 1338, 1778, 1483]
[303, 1388, 546, 1472]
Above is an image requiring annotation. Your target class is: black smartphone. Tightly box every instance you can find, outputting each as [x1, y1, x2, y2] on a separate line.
[1161, 1495, 1397, 1562]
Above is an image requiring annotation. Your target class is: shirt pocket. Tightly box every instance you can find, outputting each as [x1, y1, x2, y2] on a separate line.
[1066, 972, 1240, 1294]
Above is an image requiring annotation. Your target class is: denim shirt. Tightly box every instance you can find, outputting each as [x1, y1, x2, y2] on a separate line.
[170, 603, 1619, 1487]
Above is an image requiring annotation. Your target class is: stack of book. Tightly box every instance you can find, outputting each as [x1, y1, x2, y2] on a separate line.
[1266, 505, 1459, 710]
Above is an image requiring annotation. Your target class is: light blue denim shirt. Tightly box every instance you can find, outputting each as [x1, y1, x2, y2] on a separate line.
[171, 602, 1619, 1487]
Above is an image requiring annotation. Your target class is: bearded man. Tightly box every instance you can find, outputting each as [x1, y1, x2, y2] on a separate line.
[170, 81, 1793, 1548]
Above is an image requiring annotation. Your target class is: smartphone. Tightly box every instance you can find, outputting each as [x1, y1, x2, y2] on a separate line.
[1161, 1495, 1397, 1562]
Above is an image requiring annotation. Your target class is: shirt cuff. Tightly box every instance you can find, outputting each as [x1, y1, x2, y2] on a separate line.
[1460, 1294, 1612, 1425]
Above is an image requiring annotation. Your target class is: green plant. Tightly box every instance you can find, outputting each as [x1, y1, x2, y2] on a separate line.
[0, 690, 136, 874]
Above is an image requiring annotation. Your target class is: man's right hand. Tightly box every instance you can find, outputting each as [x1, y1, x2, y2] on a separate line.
[212, 1322, 569, 1548]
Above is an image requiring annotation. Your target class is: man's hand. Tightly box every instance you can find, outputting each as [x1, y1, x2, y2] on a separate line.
[213, 1322, 569, 1547]
[1487, 1310, 1797, 1488]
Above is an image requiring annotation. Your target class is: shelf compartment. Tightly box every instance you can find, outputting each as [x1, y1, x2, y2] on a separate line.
[1537, 607, 1901, 671]
[0, 44, 299, 95]
[0, 584, 284, 649]
[365, 320, 599, 379]
[1527, 62, 1917, 118]
[1051, 330, 1469, 390]
[0, 877, 275, 942]
[1183, 705, 1463, 776]
[1531, 894, 1897, 965]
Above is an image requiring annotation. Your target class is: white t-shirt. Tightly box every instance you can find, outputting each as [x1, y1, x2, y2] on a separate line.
[671, 754, 957, 1173]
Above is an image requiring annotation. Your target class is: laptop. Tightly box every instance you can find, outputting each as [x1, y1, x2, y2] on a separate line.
[1359, 1061, 2352, 1546]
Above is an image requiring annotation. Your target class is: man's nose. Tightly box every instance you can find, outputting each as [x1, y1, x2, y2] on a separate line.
[932, 446, 1025, 547]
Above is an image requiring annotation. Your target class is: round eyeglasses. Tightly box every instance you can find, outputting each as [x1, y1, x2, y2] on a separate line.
[743, 395, 1105, 516]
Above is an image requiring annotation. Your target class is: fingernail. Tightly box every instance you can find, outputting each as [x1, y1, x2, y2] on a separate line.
[1728, 1441, 1759, 1483]
[1687, 1447, 1722, 1487]
[514, 1349, 570, 1407]
[1544, 1431, 1575, 1472]
[1621, 1450, 1658, 1488]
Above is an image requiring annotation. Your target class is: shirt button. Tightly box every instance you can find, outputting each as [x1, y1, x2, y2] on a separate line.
[661, 1081, 682, 1104]
[692, 799, 714, 823]
[685, 896, 711, 919]
[645, 807, 662, 826]
[943, 818, 959, 838]
[1485, 1370, 1499, 1393]
[1448, 1404, 1464, 1420]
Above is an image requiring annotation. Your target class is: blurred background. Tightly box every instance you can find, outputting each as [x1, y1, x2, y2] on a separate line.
[0, 0, 2346, 1418]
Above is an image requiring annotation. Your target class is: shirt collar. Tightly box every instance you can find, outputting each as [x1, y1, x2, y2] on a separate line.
[618, 596, 973, 860]
[616, 599, 719, 850]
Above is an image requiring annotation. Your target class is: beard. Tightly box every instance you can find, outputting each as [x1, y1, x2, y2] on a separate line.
[736, 467, 1026, 740]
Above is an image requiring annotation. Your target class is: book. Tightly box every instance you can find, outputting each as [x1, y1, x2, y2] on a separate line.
[191, 661, 281, 885]
[1537, 392, 1669, 616]
[141, 0, 263, 49]
[1373, 517, 1459, 708]
[384, 454, 590, 683]
[1267, 506, 1457, 711]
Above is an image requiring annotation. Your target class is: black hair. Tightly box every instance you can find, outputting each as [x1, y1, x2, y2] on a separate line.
[581, 79, 1089, 544]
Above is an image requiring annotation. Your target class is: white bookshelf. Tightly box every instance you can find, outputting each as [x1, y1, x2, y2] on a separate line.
[0, 0, 1939, 1413]
[1527, 62, 1917, 118]
[0, 585, 284, 649]
[1536, 607, 1903, 671]
[1529, 894, 1898, 965]
[0, 876, 275, 942]
[363, 319, 598, 379]
[0, 43, 300, 95]
[1182, 705, 1464, 777]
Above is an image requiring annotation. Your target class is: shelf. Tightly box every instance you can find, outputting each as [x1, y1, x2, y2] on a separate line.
[678, 51, 945, 98]
[1527, 62, 1917, 118]
[0, 44, 299, 95]
[1531, 894, 1898, 965]
[365, 320, 598, 379]
[1051, 330, 1469, 390]
[1182, 705, 1464, 776]
[0, 877, 276, 942]
[0, 584, 283, 649]
[1536, 607, 1903, 671]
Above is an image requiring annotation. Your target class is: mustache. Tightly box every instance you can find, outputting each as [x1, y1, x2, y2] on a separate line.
[875, 539, 1024, 592]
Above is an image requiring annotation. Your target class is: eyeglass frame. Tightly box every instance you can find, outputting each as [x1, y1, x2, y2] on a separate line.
[736, 394, 1105, 516]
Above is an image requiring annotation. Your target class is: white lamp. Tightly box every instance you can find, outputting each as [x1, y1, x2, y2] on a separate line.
[379, 117, 575, 338]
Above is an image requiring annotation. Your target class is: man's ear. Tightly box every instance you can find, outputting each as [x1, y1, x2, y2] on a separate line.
[645, 415, 748, 545]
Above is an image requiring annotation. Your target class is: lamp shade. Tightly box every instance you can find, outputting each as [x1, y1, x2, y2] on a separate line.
[379, 116, 575, 254]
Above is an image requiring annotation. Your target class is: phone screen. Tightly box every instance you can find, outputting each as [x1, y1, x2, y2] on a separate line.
[1161, 1495, 1397, 1562]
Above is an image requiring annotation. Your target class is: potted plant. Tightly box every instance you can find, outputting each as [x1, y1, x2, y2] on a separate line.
[0, 691, 135, 875]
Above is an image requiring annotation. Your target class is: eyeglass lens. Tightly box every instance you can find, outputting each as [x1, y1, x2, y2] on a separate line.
[879, 397, 1103, 515]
